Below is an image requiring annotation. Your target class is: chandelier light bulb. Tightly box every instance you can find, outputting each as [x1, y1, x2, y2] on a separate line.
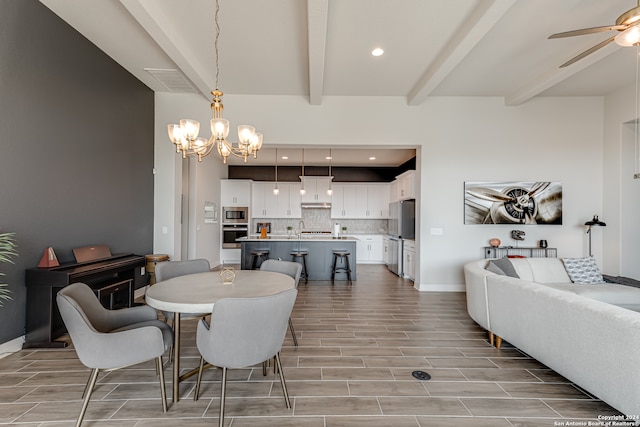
[180, 119, 200, 140]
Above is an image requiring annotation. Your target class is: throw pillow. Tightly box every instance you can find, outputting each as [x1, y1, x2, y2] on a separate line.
[562, 256, 604, 284]
[492, 256, 520, 278]
[486, 261, 505, 275]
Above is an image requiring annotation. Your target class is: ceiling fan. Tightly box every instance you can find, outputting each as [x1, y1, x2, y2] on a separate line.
[549, 1, 640, 68]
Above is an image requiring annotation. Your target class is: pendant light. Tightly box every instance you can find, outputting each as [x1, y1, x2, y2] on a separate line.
[300, 149, 306, 195]
[327, 148, 333, 196]
[273, 148, 279, 195]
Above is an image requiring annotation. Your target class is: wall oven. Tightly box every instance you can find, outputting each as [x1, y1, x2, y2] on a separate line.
[222, 206, 248, 224]
[222, 224, 248, 249]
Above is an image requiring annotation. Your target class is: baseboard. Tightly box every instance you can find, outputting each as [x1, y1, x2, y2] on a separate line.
[416, 282, 465, 292]
[0, 335, 25, 358]
[134, 286, 147, 300]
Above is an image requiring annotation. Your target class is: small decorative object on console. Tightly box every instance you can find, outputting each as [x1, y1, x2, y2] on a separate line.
[489, 238, 501, 247]
[511, 230, 525, 241]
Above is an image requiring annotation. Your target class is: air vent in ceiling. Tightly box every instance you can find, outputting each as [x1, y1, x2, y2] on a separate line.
[144, 68, 197, 93]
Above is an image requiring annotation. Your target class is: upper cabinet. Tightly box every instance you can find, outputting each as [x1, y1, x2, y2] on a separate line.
[391, 170, 416, 202]
[251, 182, 302, 218]
[221, 179, 251, 206]
[251, 182, 278, 218]
[332, 183, 390, 219]
[300, 177, 332, 204]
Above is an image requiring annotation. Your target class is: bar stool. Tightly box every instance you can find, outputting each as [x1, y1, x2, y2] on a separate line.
[290, 251, 308, 283]
[249, 249, 270, 270]
[331, 250, 352, 285]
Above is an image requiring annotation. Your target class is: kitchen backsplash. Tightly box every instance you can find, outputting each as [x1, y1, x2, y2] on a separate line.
[252, 208, 388, 235]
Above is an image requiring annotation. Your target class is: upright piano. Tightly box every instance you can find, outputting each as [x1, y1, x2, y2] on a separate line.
[25, 253, 147, 348]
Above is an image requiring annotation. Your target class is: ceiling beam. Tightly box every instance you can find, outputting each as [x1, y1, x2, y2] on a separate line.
[505, 42, 622, 106]
[119, 0, 212, 100]
[307, 0, 329, 105]
[407, 0, 516, 106]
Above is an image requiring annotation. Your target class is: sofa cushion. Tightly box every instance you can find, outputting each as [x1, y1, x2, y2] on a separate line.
[485, 261, 505, 275]
[543, 282, 640, 306]
[490, 256, 519, 278]
[562, 256, 603, 284]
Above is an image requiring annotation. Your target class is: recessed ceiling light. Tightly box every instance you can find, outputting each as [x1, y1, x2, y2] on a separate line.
[282, 156, 288, 160]
[325, 156, 332, 160]
[371, 48, 384, 57]
[369, 157, 376, 160]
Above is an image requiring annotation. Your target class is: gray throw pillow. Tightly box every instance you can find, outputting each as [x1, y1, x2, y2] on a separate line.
[492, 256, 520, 278]
[562, 256, 603, 284]
[486, 261, 505, 275]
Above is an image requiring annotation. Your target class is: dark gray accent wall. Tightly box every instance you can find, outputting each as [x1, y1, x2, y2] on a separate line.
[0, 1, 154, 343]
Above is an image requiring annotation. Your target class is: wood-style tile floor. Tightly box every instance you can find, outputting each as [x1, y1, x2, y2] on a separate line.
[0, 265, 621, 426]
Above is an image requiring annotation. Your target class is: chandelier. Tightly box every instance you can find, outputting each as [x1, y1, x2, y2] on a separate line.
[167, 0, 262, 163]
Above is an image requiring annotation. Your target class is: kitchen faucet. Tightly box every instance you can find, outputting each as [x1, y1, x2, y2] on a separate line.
[298, 220, 305, 233]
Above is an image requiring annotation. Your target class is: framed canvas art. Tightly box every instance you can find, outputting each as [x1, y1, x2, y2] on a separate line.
[464, 181, 562, 225]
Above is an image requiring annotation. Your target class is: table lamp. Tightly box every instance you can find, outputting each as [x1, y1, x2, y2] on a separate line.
[585, 215, 606, 257]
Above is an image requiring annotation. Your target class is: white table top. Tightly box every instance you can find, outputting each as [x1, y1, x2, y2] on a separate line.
[145, 270, 295, 313]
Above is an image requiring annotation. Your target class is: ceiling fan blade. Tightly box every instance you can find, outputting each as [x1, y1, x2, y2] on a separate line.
[549, 25, 626, 39]
[559, 35, 616, 68]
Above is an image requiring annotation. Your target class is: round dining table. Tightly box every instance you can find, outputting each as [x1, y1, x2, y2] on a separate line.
[145, 269, 295, 402]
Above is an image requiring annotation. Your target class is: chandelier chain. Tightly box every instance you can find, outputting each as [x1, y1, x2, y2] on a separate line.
[214, 0, 221, 90]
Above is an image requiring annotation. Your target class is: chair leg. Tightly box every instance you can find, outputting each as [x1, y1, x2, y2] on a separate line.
[219, 367, 228, 427]
[194, 356, 205, 401]
[76, 368, 100, 427]
[274, 353, 291, 409]
[288, 317, 298, 346]
[157, 356, 168, 412]
[262, 361, 267, 376]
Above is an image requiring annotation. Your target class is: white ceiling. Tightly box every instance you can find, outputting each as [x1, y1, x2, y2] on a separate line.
[39, 0, 640, 166]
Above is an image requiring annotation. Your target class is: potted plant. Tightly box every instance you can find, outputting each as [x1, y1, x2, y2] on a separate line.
[0, 232, 17, 307]
[341, 226, 347, 239]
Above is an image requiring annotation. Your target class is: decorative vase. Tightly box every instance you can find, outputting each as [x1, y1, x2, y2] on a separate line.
[489, 238, 501, 247]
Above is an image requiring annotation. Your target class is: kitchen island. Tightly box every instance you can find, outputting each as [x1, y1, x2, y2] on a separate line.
[238, 235, 357, 281]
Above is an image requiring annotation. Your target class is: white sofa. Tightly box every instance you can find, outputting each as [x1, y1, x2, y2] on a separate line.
[464, 257, 640, 417]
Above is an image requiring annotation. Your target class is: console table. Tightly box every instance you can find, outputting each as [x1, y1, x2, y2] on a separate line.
[484, 246, 557, 259]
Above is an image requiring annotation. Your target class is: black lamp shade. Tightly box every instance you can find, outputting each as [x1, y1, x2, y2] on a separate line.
[585, 215, 606, 227]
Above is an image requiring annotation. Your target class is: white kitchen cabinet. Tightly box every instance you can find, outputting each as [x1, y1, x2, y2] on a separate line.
[301, 177, 332, 204]
[221, 179, 251, 206]
[383, 235, 390, 265]
[396, 170, 416, 201]
[252, 182, 302, 218]
[332, 183, 389, 218]
[276, 182, 302, 218]
[251, 182, 278, 218]
[366, 184, 390, 218]
[403, 239, 415, 281]
[353, 235, 384, 264]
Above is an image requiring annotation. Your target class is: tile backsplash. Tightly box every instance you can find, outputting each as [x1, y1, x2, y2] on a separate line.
[252, 208, 388, 235]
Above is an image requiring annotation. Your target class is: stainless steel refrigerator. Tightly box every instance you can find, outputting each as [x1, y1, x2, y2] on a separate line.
[387, 199, 415, 276]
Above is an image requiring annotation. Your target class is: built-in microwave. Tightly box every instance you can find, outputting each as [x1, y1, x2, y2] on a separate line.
[222, 206, 248, 224]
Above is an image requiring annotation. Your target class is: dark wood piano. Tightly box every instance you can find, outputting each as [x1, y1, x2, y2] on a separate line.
[25, 252, 147, 348]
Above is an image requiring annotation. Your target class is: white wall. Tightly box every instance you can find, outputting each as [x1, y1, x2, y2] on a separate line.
[154, 92, 227, 265]
[155, 93, 607, 289]
[604, 83, 640, 277]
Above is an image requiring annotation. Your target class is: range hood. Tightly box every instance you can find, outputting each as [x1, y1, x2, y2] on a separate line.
[301, 202, 332, 209]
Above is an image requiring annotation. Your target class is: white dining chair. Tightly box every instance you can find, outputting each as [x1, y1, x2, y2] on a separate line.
[260, 259, 302, 346]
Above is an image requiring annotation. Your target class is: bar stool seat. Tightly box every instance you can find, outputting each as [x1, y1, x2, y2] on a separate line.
[250, 250, 270, 270]
[331, 250, 352, 285]
[290, 251, 308, 283]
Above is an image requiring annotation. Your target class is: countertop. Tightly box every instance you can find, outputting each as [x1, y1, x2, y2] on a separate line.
[238, 235, 359, 242]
